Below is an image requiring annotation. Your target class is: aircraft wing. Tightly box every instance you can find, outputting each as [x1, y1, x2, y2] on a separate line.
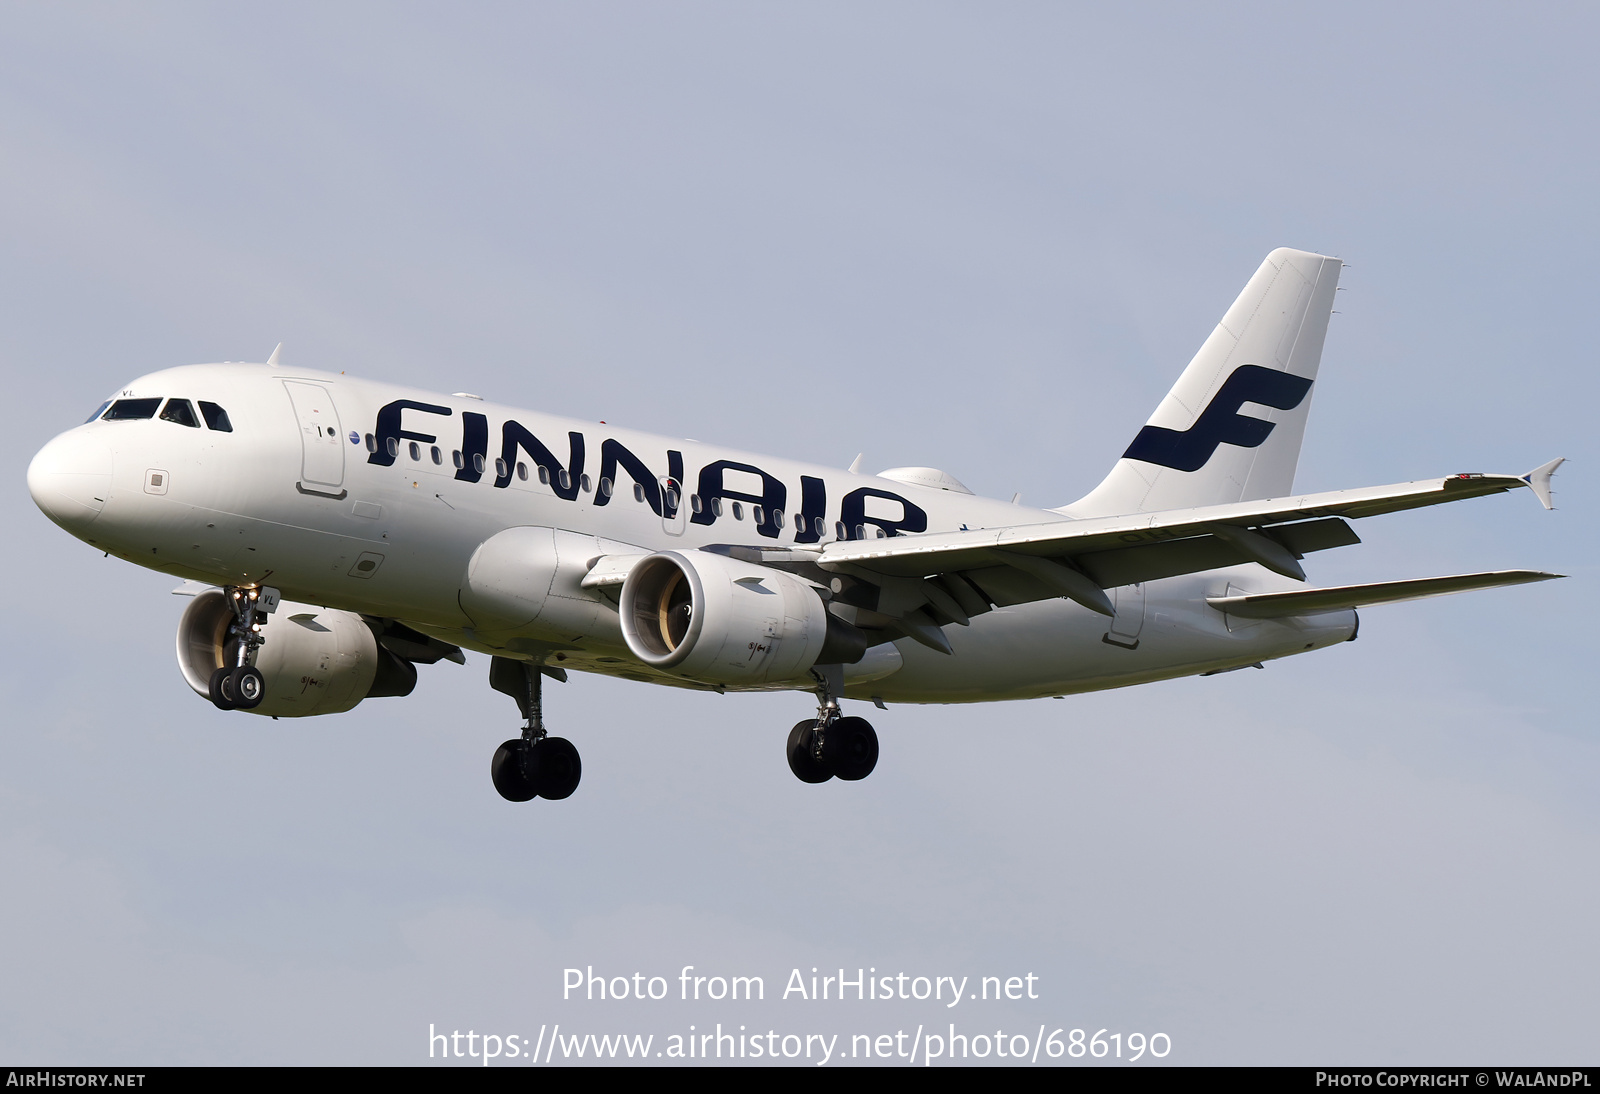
[794, 462, 1563, 646]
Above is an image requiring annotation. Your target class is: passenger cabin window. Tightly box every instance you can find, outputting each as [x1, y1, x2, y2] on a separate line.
[431, 446, 442, 465]
[409, 441, 421, 461]
[103, 398, 162, 420]
[85, 401, 111, 424]
[198, 402, 233, 432]
[159, 399, 200, 428]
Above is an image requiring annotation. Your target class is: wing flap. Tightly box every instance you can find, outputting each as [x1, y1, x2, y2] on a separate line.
[1070, 517, 1357, 588]
[1205, 570, 1563, 619]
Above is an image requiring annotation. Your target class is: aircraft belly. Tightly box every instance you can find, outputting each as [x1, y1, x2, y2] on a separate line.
[861, 586, 1356, 703]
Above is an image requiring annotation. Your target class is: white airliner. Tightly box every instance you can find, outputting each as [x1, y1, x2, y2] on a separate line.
[27, 248, 1564, 801]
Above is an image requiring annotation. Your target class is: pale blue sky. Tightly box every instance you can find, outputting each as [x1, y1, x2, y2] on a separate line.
[1, 2, 1594, 1065]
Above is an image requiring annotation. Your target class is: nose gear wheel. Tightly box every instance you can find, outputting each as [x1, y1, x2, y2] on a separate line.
[209, 585, 275, 711]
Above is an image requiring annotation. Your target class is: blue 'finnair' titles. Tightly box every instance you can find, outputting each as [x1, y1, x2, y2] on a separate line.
[25, 247, 1566, 803]
[365, 399, 930, 542]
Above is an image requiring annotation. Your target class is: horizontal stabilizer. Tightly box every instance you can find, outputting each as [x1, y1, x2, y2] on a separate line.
[1206, 570, 1563, 619]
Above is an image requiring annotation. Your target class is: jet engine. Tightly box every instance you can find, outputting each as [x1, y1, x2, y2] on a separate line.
[176, 590, 415, 717]
[619, 550, 867, 686]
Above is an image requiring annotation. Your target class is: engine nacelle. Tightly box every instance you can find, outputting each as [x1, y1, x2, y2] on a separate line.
[176, 590, 414, 717]
[459, 526, 630, 645]
[619, 550, 865, 686]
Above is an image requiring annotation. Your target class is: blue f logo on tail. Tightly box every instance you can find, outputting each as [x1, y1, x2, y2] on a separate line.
[1122, 365, 1313, 473]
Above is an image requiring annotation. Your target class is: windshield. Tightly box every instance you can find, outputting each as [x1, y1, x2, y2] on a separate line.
[102, 398, 163, 420]
[159, 399, 200, 427]
[198, 401, 233, 432]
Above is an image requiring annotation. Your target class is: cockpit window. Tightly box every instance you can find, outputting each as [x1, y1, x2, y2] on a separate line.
[198, 401, 233, 432]
[159, 399, 200, 428]
[102, 398, 162, 420]
[84, 401, 111, 424]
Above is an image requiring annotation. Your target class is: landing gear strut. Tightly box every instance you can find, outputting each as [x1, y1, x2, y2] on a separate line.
[208, 585, 276, 711]
[786, 665, 879, 784]
[489, 656, 582, 802]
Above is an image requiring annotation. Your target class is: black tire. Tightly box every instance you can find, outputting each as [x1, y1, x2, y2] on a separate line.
[208, 666, 237, 710]
[786, 720, 833, 784]
[533, 737, 582, 801]
[491, 739, 538, 802]
[230, 665, 266, 710]
[824, 716, 878, 781]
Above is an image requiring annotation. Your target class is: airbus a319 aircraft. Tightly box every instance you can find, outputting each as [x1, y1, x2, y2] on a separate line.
[27, 248, 1564, 802]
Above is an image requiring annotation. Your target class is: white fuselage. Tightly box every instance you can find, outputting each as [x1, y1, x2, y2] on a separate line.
[28, 363, 1356, 704]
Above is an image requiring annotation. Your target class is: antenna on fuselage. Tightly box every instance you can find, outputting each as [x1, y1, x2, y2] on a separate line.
[848, 453, 864, 474]
[266, 343, 283, 366]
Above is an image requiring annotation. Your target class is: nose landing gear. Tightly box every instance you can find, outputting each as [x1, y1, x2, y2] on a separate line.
[786, 666, 879, 784]
[208, 586, 277, 711]
[489, 656, 582, 802]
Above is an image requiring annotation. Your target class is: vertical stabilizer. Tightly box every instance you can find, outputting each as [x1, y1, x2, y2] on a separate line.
[1063, 248, 1342, 517]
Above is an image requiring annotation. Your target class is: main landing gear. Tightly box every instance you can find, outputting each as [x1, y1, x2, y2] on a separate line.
[488, 656, 582, 802]
[786, 666, 879, 784]
[208, 585, 275, 711]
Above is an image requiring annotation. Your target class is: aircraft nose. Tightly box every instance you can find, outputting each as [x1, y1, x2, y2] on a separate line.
[28, 429, 114, 534]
